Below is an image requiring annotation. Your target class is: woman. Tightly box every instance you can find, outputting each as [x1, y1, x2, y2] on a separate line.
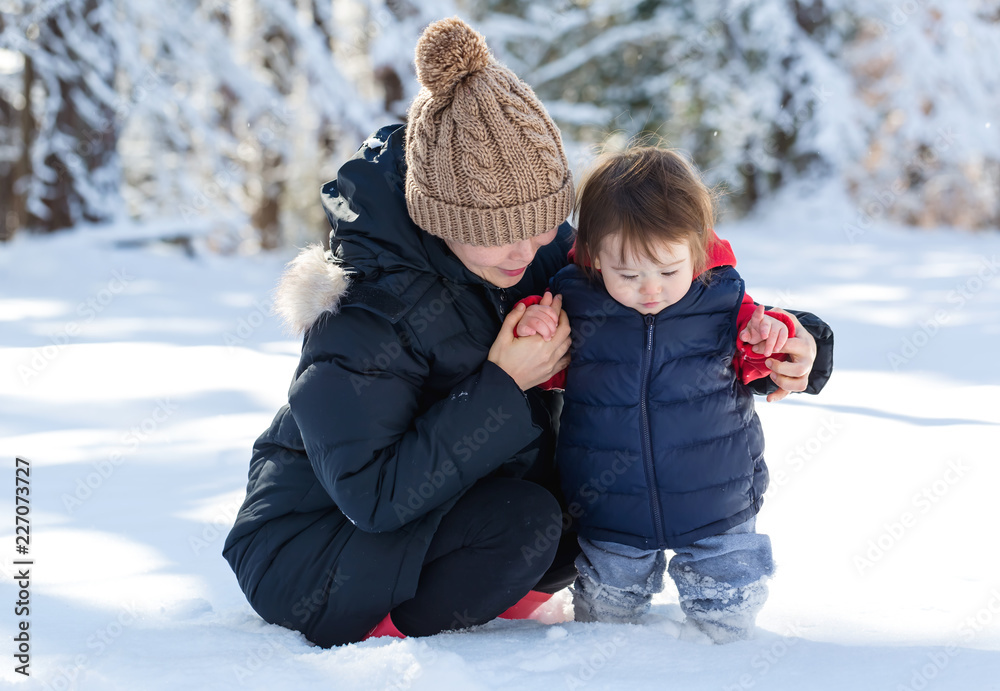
[222, 17, 834, 647]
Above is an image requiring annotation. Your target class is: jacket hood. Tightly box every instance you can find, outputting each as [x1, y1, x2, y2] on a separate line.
[274, 124, 479, 335]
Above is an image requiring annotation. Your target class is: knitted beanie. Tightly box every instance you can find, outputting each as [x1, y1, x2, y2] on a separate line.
[405, 17, 574, 247]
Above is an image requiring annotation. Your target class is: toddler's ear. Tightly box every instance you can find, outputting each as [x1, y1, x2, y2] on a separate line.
[592, 255, 601, 270]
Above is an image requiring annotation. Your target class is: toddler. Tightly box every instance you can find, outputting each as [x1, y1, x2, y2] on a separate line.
[515, 146, 794, 643]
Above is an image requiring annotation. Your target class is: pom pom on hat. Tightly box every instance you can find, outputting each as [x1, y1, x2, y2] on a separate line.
[405, 16, 574, 247]
[415, 17, 492, 99]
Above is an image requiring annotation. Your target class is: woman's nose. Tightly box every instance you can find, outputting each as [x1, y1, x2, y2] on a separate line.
[509, 239, 536, 263]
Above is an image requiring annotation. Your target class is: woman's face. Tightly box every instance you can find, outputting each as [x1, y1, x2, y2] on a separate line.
[446, 226, 559, 288]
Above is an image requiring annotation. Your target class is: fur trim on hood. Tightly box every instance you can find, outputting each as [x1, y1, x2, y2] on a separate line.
[273, 244, 350, 335]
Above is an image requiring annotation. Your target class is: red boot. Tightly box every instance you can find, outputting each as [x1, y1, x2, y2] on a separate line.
[363, 613, 406, 641]
[498, 590, 553, 620]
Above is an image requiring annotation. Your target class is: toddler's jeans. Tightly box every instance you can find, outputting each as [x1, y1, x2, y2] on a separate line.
[572, 516, 774, 643]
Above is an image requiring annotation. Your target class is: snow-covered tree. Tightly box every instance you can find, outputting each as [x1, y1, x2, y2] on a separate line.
[1, 0, 387, 246]
[1, 0, 123, 232]
[112, 0, 390, 251]
[0, 18, 30, 241]
[470, 0, 999, 229]
[843, 1, 1000, 230]
[469, 0, 862, 216]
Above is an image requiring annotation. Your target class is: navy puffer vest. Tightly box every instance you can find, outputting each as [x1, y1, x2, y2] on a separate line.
[552, 264, 767, 550]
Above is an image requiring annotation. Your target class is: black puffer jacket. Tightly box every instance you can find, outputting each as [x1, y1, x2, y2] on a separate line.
[222, 124, 572, 646]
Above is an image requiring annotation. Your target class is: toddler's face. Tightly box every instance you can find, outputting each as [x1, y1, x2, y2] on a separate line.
[594, 235, 693, 315]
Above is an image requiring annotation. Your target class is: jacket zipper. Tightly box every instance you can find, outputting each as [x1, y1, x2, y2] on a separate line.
[640, 314, 666, 546]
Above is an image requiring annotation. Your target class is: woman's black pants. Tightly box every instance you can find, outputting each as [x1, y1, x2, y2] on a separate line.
[389, 477, 576, 637]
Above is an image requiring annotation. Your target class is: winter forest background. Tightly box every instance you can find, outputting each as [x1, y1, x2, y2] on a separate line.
[1, 0, 998, 248]
[3, 2, 1000, 690]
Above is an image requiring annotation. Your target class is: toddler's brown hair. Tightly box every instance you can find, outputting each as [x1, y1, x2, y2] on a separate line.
[574, 145, 717, 278]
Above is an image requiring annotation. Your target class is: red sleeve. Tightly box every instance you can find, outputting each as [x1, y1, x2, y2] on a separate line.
[734, 293, 797, 385]
[736, 292, 758, 329]
[539, 368, 566, 391]
[512, 294, 566, 391]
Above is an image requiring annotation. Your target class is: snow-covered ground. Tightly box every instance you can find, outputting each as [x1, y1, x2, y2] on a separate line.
[2, 198, 999, 690]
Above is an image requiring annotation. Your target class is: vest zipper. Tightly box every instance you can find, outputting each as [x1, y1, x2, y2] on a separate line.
[640, 314, 665, 545]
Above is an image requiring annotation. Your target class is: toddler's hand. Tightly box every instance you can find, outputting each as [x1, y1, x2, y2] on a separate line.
[740, 304, 789, 358]
[516, 291, 561, 341]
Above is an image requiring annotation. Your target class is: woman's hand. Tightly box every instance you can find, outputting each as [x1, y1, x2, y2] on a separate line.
[761, 308, 817, 402]
[488, 296, 571, 390]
